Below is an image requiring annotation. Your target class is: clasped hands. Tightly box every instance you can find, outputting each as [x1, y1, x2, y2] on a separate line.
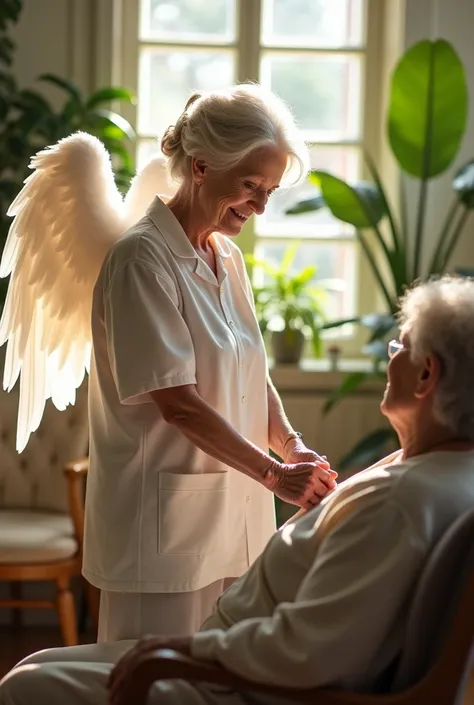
[265, 436, 338, 509]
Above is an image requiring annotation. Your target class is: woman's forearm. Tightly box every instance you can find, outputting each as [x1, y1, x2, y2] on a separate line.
[266, 377, 296, 459]
[151, 385, 276, 483]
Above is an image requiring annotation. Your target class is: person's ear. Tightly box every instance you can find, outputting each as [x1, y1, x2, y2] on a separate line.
[414, 354, 440, 399]
[192, 158, 207, 185]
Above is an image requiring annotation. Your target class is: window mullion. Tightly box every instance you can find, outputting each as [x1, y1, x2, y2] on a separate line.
[237, 0, 261, 82]
[119, 0, 140, 131]
[234, 0, 262, 255]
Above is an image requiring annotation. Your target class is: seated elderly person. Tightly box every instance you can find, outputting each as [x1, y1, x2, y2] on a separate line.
[2, 275, 474, 705]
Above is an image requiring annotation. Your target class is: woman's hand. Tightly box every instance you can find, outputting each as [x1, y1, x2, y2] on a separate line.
[108, 635, 192, 705]
[264, 459, 337, 509]
[284, 437, 332, 469]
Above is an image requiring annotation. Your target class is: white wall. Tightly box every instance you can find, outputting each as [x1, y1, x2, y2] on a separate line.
[11, 0, 105, 100]
[402, 0, 474, 272]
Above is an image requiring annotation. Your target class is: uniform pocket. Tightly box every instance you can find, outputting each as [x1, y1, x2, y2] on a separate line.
[158, 471, 229, 555]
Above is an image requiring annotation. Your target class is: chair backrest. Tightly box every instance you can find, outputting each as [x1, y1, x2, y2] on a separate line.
[391, 507, 474, 696]
[0, 382, 89, 513]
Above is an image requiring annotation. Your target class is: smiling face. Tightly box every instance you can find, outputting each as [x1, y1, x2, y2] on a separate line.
[192, 144, 288, 236]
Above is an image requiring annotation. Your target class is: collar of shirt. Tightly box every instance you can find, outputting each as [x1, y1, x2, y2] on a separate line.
[147, 195, 232, 286]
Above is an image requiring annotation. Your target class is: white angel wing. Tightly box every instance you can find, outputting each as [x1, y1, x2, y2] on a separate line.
[0, 132, 126, 452]
[123, 154, 176, 226]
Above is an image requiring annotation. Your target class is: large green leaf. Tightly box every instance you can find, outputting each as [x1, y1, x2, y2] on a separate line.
[285, 194, 325, 215]
[85, 109, 135, 141]
[86, 87, 136, 109]
[12, 88, 53, 114]
[309, 172, 385, 228]
[388, 39, 467, 178]
[38, 73, 83, 105]
[453, 160, 474, 209]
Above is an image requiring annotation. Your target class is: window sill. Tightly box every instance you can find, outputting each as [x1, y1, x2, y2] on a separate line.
[269, 358, 386, 393]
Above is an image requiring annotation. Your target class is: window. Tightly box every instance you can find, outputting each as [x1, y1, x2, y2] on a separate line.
[118, 0, 384, 345]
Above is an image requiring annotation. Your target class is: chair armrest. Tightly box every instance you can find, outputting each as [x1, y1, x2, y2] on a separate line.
[116, 649, 388, 705]
[63, 457, 89, 552]
[63, 457, 89, 476]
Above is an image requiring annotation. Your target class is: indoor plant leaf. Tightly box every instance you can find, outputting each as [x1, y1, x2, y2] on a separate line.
[339, 428, 398, 471]
[285, 194, 326, 215]
[453, 160, 474, 209]
[244, 253, 280, 278]
[84, 109, 135, 141]
[309, 172, 386, 228]
[360, 313, 396, 342]
[86, 86, 136, 110]
[290, 265, 317, 292]
[388, 39, 467, 178]
[38, 73, 83, 105]
[280, 241, 298, 274]
[323, 371, 370, 414]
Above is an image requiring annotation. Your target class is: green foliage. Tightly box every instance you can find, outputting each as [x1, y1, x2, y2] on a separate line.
[287, 38, 472, 468]
[0, 0, 136, 306]
[245, 243, 328, 358]
[288, 39, 472, 307]
[388, 40, 467, 179]
[338, 428, 399, 472]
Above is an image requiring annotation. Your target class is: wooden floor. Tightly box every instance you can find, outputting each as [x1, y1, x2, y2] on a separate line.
[0, 626, 473, 703]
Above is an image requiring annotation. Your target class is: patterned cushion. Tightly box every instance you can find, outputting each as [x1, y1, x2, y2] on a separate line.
[0, 509, 77, 563]
[0, 382, 88, 512]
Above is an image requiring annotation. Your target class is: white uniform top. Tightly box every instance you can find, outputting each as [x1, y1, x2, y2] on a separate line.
[82, 196, 276, 593]
[192, 450, 474, 692]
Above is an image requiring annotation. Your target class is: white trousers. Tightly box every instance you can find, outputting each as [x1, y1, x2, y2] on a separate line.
[0, 642, 296, 705]
[98, 578, 236, 642]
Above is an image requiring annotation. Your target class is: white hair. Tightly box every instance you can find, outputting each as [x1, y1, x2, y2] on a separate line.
[160, 83, 309, 185]
[398, 275, 474, 440]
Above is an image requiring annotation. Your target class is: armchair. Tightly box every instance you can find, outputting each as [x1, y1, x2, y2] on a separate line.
[0, 382, 96, 645]
[115, 509, 474, 705]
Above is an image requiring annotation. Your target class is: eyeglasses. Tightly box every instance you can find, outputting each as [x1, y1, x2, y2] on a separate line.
[388, 340, 404, 358]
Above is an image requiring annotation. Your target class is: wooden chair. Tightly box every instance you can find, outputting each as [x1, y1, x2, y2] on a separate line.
[117, 508, 474, 705]
[0, 383, 98, 645]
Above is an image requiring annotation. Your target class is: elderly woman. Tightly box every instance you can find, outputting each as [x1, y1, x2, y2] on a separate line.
[2, 275, 474, 705]
[83, 84, 336, 643]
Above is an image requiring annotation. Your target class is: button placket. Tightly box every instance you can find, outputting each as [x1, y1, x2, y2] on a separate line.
[220, 282, 245, 401]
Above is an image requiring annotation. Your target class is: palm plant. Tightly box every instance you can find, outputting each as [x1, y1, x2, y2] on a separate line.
[288, 39, 474, 468]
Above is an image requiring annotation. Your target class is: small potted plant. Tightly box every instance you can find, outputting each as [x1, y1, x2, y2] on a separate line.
[246, 244, 327, 365]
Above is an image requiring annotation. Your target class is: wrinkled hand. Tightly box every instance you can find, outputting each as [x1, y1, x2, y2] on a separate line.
[108, 635, 192, 705]
[284, 438, 333, 471]
[264, 459, 337, 510]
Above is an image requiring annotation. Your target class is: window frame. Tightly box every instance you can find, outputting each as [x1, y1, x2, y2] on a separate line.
[110, 0, 389, 357]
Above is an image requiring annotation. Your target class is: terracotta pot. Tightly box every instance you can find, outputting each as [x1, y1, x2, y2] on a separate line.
[271, 328, 305, 365]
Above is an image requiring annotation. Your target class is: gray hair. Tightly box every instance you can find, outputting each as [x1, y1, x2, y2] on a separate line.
[160, 83, 309, 185]
[398, 275, 474, 440]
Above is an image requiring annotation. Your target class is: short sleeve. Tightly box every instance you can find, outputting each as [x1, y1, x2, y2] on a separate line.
[104, 260, 196, 404]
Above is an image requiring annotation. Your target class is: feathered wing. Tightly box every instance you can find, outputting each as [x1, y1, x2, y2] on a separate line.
[0, 132, 126, 452]
[123, 154, 176, 226]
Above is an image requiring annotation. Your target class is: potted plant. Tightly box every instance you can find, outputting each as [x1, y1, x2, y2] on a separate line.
[245, 244, 327, 365]
[288, 38, 474, 468]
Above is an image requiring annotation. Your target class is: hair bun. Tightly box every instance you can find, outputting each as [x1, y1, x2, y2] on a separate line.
[160, 92, 202, 159]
